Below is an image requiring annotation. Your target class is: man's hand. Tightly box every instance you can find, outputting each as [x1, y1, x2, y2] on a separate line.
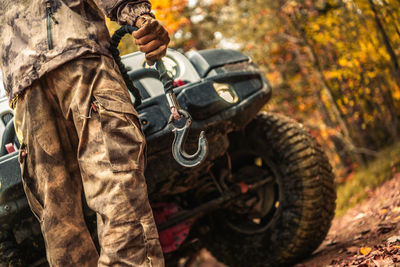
[133, 15, 170, 65]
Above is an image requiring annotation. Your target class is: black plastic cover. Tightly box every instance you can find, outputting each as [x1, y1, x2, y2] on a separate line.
[177, 80, 232, 120]
[139, 105, 168, 135]
[187, 49, 250, 78]
[0, 151, 22, 204]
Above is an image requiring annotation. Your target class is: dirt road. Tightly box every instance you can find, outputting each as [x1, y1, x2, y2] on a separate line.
[190, 174, 400, 267]
[296, 173, 400, 266]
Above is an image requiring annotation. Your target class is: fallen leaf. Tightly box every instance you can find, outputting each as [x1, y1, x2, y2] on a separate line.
[360, 247, 372, 255]
[354, 213, 366, 220]
[379, 209, 388, 214]
[327, 240, 338, 246]
[393, 215, 400, 222]
[387, 236, 400, 243]
[353, 234, 363, 241]
[393, 206, 400, 213]
[393, 245, 400, 249]
[373, 258, 394, 267]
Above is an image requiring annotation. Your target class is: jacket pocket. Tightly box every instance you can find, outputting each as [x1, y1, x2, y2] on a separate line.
[19, 145, 44, 222]
[93, 93, 146, 172]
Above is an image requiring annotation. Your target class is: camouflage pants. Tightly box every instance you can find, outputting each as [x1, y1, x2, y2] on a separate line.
[14, 55, 164, 266]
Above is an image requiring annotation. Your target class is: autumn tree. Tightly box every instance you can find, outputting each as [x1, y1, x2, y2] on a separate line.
[187, 0, 400, 175]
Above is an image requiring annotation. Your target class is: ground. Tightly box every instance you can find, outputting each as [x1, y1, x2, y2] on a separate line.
[297, 173, 400, 267]
[187, 173, 400, 267]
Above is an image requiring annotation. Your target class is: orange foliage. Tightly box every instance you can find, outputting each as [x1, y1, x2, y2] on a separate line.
[152, 0, 190, 33]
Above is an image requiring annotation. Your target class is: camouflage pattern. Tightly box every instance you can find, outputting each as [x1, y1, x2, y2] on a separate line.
[14, 55, 164, 266]
[0, 0, 152, 108]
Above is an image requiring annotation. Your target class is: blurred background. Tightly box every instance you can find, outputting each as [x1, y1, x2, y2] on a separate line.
[107, 0, 400, 216]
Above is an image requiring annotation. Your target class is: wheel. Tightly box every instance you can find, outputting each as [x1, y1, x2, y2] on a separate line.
[201, 112, 336, 267]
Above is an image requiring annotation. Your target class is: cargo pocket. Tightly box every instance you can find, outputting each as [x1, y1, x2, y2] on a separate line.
[19, 145, 44, 222]
[93, 93, 146, 172]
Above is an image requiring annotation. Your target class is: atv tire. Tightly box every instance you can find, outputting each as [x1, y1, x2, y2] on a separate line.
[202, 112, 336, 267]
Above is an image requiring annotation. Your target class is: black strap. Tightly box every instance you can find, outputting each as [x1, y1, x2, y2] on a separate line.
[109, 25, 142, 108]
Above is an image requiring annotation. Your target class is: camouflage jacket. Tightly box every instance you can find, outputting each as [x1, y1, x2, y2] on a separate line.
[0, 0, 152, 107]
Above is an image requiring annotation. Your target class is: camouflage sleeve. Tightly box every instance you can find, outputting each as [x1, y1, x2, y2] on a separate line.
[93, 0, 153, 25]
[117, 1, 154, 26]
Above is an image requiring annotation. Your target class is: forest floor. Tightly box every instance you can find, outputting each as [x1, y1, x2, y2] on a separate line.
[188, 173, 400, 267]
[296, 173, 400, 266]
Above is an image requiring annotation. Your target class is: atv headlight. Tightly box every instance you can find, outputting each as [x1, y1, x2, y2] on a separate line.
[213, 82, 239, 104]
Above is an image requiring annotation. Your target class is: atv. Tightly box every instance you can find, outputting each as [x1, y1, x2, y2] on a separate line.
[0, 27, 336, 267]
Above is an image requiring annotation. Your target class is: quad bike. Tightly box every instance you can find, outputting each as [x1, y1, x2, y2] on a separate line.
[0, 26, 336, 266]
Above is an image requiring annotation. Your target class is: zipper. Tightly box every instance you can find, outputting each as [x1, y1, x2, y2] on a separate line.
[46, 1, 58, 50]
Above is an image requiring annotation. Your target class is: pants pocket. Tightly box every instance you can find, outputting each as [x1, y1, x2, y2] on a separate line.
[93, 94, 146, 172]
[19, 145, 44, 222]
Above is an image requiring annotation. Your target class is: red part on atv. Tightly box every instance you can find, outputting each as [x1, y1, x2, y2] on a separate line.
[152, 203, 191, 253]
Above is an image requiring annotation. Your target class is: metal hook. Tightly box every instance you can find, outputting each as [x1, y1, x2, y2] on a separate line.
[110, 27, 208, 168]
[170, 110, 208, 168]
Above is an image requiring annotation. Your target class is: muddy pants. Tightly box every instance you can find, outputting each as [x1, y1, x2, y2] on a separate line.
[14, 55, 164, 266]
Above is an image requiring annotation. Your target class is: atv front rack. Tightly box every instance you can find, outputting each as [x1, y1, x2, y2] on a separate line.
[109, 25, 208, 168]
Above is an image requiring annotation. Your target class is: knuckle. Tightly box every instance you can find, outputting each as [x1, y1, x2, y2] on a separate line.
[157, 27, 165, 35]
[161, 31, 168, 38]
[141, 24, 151, 33]
[147, 33, 157, 42]
[146, 54, 155, 61]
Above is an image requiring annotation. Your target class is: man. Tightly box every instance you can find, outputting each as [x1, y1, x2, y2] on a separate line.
[0, 0, 169, 266]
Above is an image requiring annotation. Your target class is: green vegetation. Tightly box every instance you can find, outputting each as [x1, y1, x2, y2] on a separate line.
[336, 142, 400, 216]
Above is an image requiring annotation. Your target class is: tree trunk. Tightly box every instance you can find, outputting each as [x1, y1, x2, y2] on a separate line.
[368, 0, 400, 85]
[377, 77, 400, 141]
[287, 15, 365, 165]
